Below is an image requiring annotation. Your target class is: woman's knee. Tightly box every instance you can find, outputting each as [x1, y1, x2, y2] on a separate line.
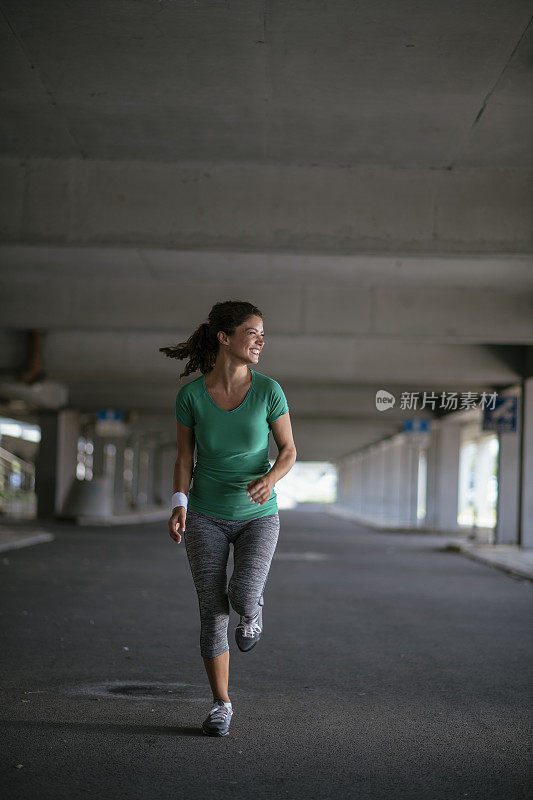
[228, 578, 261, 617]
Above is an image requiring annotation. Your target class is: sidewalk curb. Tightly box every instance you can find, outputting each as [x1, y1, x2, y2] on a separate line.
[320, 503, 479, 537]
[0, 531, 55, 553]
[443, 540, 533, 582]
[321, 504, 533, 582]
[76, 506, 169, 526]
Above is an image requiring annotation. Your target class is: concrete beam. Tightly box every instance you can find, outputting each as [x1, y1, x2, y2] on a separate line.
[1, 250, 532, 344]
[1, 159, 532, 253]
[36, 332, 526, 384]
[2, 245, 533, 287]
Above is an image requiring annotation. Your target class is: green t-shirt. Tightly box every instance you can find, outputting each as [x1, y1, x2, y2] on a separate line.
[175, 368, 289, 520]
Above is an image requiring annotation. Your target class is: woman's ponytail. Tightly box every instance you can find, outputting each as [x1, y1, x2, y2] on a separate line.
[159, 299, 263, 382]
[159, 321, 218, 381]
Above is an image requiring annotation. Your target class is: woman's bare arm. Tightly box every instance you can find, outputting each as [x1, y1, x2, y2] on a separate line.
[169, 421, 196, 543]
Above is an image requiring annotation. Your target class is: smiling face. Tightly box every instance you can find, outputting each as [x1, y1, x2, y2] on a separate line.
[225, 314, 265, 365]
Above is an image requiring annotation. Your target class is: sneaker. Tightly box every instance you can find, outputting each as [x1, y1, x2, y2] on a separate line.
[202, 700, 233, 736]
[235, 595, 264, 652]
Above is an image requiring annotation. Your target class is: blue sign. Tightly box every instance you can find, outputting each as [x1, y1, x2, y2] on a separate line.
[482, 397, 517, 433]
[403, 419, 430, 433]
[97, 409, 124, 421]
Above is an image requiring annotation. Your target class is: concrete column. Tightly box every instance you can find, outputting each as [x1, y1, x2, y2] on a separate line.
[144, 440, 156, 505]
[354, 454, 363, 514]
[338, 456, 350, 506]
[496, 400, 521, 544]
[361, 450, 369, 515]
[397, 439, 408, 524]
[346, 458, 355, 509]
[92, 434, 106, 478]
[35, 409, 79, 520]
[381, 444, 391, 522]
[112, 440, 127, 513]
[56, 410, 80, 515]
[136, 445, 150, 507]
[425, 426, 438, 528]
[130, 435, 141, 507]
[520, 377, 533, 548]
[426, 420, 461, 531]
[410, 446, 421, 526]
[389, 437, 403, 524]
[339, 456, 354, 509]
[35, 411, 59, 520]
[398, 439, 419, 526]
[418, 448, 428, 523]
[367, 448, 379, 518]
[376, 445, 386, 522]
[350, 457, 358, 511]
[155, 442, 179, 506]
[359, 451, 368, 515]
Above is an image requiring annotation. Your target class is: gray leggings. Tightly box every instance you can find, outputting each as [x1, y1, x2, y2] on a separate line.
[184, 508, 280, 659]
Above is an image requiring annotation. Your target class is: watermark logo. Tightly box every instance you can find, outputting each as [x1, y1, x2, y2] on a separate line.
[375, 390, 499, 412]
[375, 390, 396, 411]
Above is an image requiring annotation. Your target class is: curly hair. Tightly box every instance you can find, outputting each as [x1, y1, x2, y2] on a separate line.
[159, 299, 263, 381]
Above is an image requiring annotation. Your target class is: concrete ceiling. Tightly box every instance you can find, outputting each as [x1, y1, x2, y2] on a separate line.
[1, 0, 532, 168]
[0, 1, 532, 460]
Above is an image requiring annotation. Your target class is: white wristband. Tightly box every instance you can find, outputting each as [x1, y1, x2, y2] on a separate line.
[172, 491, 188, 512]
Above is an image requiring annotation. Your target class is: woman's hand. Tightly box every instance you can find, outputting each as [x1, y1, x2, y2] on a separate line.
[169, 507, 186, 543]
[246, 475, 274, 505]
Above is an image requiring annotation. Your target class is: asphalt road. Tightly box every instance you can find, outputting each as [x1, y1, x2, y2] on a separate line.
[1, 507, 532, 800]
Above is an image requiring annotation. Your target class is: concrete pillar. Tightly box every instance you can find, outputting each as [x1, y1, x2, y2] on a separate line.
[35, 411, 58, 519]
[425, 426, 438, 528]
[381, 443, 390, 521]
[136, 445, 150, 507]
[520, 377, 533, 548]
[374, 442, 387, 521]
[129, 435, 141, 507]
[92, 434, 106, 478]
[360, 451, 368, 515]
[56, 410, 80, 515]
[367, 448, 377, 517]
[496, 399, 521, 544]
[350, 455, 358, 512]
[418, 448, 428, 523]
[359, 451, 368, 515]
[338, 455, 353, 508]
[35, 409, 79, 520]
[354, 454, 363, 514]
[112, 440, 127, 513]
[154, 442, 177, 506]
[337, 461, 346, 505]
[389, 437, 403, 524]
[426, 420, 461, 531]
[398, 440, 419, 526]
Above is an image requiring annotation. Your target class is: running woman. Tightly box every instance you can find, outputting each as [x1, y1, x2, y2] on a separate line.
[160, 300, 297, 736]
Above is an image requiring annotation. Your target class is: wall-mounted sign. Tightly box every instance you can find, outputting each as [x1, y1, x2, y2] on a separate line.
[403, 419, 431, 433]
[402, 418, 431, 448]
[482, 397, 518, 433]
